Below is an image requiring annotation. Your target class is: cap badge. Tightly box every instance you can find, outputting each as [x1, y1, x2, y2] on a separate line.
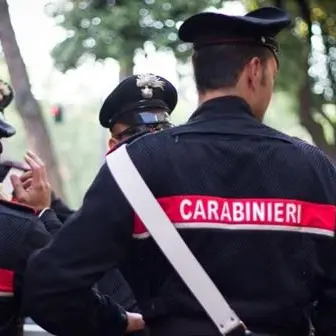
[136, 74, 165, 99]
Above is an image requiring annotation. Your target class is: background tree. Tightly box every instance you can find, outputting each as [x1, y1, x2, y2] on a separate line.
[50, 0, 335, 160]
[0, 0, 66, 199]
[46, 0, 223, 78]
[245, 0, 336, 159]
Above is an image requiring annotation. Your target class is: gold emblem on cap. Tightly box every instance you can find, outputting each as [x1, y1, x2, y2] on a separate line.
[136, 73, 165, 99]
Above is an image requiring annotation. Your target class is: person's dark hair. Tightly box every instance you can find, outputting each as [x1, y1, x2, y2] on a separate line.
[192, 44, 273, 94]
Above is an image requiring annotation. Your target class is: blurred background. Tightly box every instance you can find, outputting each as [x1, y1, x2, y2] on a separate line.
[0, 0, 334, 208]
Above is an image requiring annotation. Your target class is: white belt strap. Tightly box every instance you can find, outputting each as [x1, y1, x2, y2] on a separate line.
[106, 144, 245, 335]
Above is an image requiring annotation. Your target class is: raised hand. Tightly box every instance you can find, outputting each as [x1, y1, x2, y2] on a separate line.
[11, 151, 51, 211]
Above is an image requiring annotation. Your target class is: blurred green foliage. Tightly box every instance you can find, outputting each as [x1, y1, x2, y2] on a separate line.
[243, 0, 336, 157]
[48, 0, 335, 153]
[46, 0, 224, 74]
[243, 0, 335, 103]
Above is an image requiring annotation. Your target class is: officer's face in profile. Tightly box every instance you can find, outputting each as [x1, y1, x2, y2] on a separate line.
[108, 122, 131, 149]
[241, 54, 278, 121]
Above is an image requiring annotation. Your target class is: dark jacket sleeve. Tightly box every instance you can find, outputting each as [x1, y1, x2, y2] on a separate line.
[23, 163, 135, 336]
[96, 269, 140, 313]
[0, 212, 52, 295]
[50, 191, 75, 222]
[51, 186, 139, 313]
[0, 213, 51, 276]
[38, 208, 64, 236]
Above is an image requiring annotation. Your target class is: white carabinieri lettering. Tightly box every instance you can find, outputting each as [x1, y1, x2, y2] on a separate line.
[179, 198, 302, 224]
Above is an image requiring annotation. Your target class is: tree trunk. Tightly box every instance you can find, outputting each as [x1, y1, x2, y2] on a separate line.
[297, 0, 336, 161]
[299, 78, 336, 161]
[0, 0, 66, 199]
[119, 56, 134, 81]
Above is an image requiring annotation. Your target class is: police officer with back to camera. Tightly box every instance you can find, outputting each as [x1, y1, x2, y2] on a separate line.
[0, 80, 65, 336]
[24, 7, 336, 336]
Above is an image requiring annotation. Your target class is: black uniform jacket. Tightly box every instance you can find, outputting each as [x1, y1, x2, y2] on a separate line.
[23, 96, 336, 336]
[0, 201, 62, 336]
[50, 139, 145, 335]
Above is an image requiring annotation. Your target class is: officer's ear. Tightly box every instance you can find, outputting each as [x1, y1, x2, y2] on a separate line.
[108, 136, 119, 150]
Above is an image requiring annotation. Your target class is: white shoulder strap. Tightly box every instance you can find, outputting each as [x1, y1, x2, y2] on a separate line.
[106, 144, 245, 335]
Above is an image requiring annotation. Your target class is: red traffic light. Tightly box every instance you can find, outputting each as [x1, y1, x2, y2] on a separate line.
[51, 104, 63, 123]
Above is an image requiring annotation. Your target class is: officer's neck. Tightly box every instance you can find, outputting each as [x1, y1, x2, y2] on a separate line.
[198, 89, 244, 107]
[197, 89, 259, 118]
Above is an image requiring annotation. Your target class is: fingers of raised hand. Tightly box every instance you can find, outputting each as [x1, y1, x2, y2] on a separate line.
[24, 151, 42, 171]
[22, 178, 32, 190]
[20, 171, 32, 183]
[24, 151, 48, 185]
[10, 175, 27, 202]
[26, 150, 45, 166]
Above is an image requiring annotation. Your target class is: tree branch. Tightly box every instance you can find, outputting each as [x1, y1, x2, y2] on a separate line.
[316, 103, 335, 128]
[295, 0, 336, 158]
[320, 19, 336, 96]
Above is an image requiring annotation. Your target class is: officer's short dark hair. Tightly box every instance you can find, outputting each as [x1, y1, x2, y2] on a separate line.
[108, 113, 130, 134]
[192, 44, 273, 94]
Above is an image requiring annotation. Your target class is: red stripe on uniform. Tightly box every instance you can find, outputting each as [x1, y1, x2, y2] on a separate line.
[133, 196, 336, 239]
[0, 269, 14, 295]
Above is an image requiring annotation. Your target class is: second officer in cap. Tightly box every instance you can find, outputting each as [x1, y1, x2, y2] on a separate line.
[100, 73, 177, 151]
[25, 6, 336, 336]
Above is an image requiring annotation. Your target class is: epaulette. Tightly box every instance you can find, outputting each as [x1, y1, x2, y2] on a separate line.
[0, 198, 36, 215]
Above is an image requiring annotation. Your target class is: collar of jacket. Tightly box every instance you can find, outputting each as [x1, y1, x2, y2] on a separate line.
[105, 131, 149, 156]
[173, 95, 293, 144]
[189, 95, 255, 122]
